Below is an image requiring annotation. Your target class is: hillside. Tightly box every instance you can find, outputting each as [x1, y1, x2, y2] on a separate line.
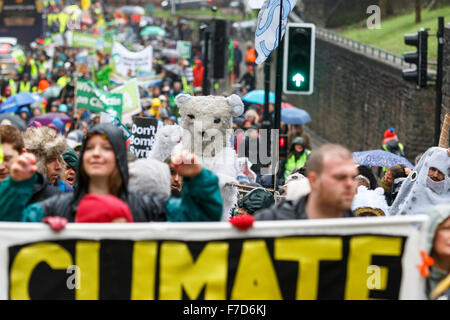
[334, 6, 450, 61]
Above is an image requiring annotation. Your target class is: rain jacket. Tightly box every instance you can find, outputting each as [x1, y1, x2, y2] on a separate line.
[254, 195, 354, 220]
[0, 124, 223, 223]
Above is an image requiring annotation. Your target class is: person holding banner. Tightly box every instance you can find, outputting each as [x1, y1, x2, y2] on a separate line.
[254, 144, 358, 220]
[0, 124, 223, 224]
[426, 204, 450, 299]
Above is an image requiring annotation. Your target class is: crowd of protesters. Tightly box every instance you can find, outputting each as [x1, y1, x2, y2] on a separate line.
[0, 1, 448, 300]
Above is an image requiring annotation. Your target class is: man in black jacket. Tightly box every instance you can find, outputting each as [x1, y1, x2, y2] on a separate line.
[255, 144, 358, 220]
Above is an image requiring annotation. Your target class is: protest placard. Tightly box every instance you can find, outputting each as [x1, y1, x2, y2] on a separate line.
[129, 117, 158, 158]
[176, 41, 192, 60]
[111, 79, 142, 124]
[71, 32, 113, 53]
[0, 216, 427, 300]
[112, 42, 153, 77]
[75, 78, 123, 119]
[100, 112, 133, 141]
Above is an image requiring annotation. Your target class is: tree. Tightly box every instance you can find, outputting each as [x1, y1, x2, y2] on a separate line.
[415, 0, 421, 23]
[379, 0, 388, 16]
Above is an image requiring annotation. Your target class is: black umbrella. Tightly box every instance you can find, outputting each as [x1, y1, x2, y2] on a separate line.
[163, 64, 184, 77]
[0, 113, 27, 131]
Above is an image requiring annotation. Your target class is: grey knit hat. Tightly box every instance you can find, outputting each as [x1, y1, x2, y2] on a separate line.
[128, 158, 171, 197]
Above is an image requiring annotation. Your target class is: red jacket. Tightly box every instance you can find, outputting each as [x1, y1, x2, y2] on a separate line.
[193, 60, 204, 88]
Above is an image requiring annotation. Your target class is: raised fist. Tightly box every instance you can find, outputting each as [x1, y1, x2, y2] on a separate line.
[10, 153, 37, 182]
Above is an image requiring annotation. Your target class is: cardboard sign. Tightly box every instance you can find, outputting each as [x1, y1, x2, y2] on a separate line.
[0, 216, 428, 300]
[129, 117, 158, 158]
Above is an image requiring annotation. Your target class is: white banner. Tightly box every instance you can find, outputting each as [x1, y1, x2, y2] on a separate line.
[0, 216, 428, 300]
[112, 42, 153, 77]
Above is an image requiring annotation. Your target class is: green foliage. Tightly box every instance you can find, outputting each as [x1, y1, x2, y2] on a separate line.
[335, 6, 450, 61]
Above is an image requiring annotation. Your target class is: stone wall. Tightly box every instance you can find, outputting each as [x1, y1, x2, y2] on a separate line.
[259, 37, 437, 161]
[442, 23, 450, 138]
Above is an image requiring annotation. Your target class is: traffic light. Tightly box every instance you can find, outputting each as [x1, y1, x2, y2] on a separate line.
[283, 23, 316, 95]
[279, 134, 288, 158]
[402, 29, 428, 88]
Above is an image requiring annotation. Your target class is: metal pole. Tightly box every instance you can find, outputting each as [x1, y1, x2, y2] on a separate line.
[171, 0, 176, 16]
[202, 27, 210, 96]
[263, 55, 272, 158]
[274, 1, 283, 131]
[434, 16, 444, 146]
[273, 0, 284, 189]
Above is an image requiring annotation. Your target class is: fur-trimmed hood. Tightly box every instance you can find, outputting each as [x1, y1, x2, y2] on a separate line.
[23, 126, 67, 178]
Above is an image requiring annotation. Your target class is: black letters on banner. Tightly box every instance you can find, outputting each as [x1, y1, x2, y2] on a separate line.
[8, 235, 406, 300]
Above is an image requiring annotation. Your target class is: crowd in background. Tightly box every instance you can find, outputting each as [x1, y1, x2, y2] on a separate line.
[0, 1, 448, 300]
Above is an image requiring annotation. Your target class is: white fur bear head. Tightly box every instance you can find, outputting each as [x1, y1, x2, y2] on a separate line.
[176, 94, 244, 157]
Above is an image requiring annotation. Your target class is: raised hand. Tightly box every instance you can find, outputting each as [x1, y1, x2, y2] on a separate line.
[10, 153, 37, 182]
[171, 150, 202, 178]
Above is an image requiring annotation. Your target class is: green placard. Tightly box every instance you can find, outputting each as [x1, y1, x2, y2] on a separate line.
[176, 41, 192, 60]
[72, 32, 113, 53]
[111, 79, 142, 121]
[76, 78, 123, 119]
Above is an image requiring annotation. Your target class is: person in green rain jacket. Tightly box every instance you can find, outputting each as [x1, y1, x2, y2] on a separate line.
[0, 124, 223, 223]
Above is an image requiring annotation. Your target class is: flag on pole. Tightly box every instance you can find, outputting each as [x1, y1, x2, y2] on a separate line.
[255, 0, 298, 65]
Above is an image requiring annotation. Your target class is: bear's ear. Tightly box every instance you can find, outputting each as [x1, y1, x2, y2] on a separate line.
[227, 94, 244, 117]
[175, 94, 193, 108]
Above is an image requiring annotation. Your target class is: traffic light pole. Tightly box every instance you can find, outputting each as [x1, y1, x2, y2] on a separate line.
[263, 55, 272, 158]
[434, 16, 444, 146]
[273, 0, 284, 190]
[202, 25, 211, 96]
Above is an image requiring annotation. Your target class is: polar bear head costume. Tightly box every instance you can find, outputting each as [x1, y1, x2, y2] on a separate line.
[175, 94, 244, 158]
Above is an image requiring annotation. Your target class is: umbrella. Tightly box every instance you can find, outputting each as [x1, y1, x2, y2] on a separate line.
[30, 113, 72, 126]
[280, 108, 312, 125]
[242, 90, 275, 105]
[141, 26, 166, 37]
[163, 64, 184, 77]
[353, 150, 414, 169]
[41, 85, 62, 99]
[120, 6, 145, 15]
[281, 102, 295, 109]
[0, 114, 26, 131]
[0, 93, 44, 114]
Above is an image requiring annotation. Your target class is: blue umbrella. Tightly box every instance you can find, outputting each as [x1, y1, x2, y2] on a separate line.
[0, 93, 44, 114]
[353, 150, 414, 169]
[242, 90, 275, 105]
[281, 108, 312, 125]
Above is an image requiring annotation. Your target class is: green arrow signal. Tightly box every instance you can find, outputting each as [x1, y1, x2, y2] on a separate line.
[293, 73, 305, 87]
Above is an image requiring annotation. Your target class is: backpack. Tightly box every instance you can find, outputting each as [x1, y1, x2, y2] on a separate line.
[384, 140, 405, 157]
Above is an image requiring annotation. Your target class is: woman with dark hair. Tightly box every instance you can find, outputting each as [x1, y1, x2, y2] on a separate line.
[381, 164, 408, 206]
[357, 165, 378, 190]
[0, 124, 223, 223]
